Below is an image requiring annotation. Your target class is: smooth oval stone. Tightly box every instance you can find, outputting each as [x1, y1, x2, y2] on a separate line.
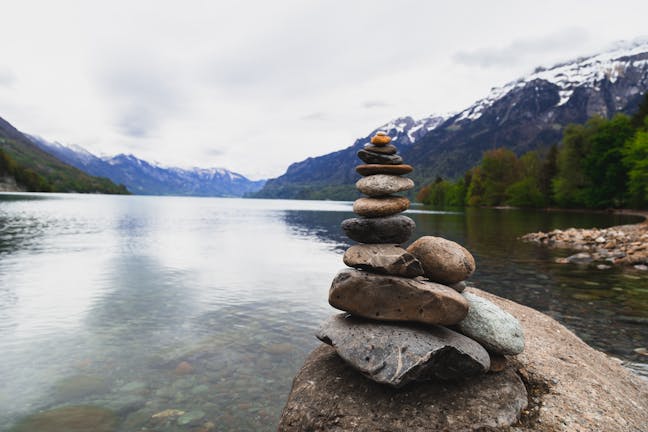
[343, 244, 424, 278]
[353, 196, 410, 217]
[456, 292, 525, 355]
[329, 268, 469, 325]
[370, 135, 392, 145]
[341, 215, 415, 244]
[407, 236, 476, 284]
[356, 174, 414, 197]
[316, 314, 490, 387]
[364, 143, 397, 155]
[356, 164, 413, 176]
[357, 149, 403, 165]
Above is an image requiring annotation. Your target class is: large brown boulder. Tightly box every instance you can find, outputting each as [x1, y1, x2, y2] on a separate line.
[279, 288, 648, 431]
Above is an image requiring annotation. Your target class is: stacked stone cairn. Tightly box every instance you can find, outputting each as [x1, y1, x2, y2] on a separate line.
[316, 131, 526, 388]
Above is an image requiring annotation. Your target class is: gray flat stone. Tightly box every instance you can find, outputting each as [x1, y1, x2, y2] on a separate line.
[456, 292, 525, 355]
[356, 174, 414, 197]
[341, 215, 415, 244]
[364, 143, 397, 154]
[343, 244, 423, 277]
[329, 268, 469, 325]
[316, 314, 490, 387]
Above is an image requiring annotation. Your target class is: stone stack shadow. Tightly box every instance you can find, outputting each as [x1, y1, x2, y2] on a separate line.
[317, 131, 526, 388]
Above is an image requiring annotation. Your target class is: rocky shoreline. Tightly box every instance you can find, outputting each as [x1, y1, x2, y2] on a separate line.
[520, 212, 648, 270]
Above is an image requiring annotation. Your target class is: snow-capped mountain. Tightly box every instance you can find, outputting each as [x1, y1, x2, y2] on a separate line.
[456, 40, 648, 122]
[255, 113, 448, 199]
[257, 41, 648, 199]
[29, 136, 266, 197]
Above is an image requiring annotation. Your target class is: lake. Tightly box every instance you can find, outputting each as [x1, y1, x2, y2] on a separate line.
[1, 194, 646, 431]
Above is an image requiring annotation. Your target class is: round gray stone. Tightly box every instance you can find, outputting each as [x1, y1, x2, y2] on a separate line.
[456, 292, 525, 355]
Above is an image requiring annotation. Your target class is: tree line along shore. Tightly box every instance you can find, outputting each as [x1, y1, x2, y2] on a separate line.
[417, 93, 648, 211]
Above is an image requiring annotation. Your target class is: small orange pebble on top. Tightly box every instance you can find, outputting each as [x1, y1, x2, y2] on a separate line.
[370, 134, 392, 145]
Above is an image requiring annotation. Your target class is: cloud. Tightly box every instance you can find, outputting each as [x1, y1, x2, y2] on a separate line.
[0, 67, 15, 86]
[301, 112, 328, 121]
[363, 100, 391, 109]
[95, 53, 186, 138]
[453, 28, 590, 68]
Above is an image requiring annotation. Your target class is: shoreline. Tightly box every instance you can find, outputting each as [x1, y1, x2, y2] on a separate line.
[520, 209, 648, 269]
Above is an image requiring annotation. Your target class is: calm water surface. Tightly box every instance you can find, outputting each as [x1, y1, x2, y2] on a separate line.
[0, 194, 646, 431]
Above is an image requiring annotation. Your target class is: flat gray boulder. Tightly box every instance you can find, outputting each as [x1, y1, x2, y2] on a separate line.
[329, 268, 468, 325]
[456, 292, 525, 355]
[316, 314, 490, 387]
[355, 174, 414, 197]
[343, 244, 423, 277]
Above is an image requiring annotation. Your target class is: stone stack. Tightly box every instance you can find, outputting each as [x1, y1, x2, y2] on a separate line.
[316, 131, 525, 388]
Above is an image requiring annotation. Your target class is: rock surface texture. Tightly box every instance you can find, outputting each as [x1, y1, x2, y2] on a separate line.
[279, 288, 648, 431]
[317, 314, 490, 386]
[329, 268, 469, 325]
[279, 343, 526, 432]
[407, 235, 476, 284]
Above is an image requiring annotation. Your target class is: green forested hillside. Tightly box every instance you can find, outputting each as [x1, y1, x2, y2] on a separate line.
[417, 94, 648, 209]
[0, 117, 129, 194]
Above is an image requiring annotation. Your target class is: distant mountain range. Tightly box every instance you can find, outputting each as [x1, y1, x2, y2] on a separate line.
[28, 136, 266, 197]
[0, 117, 128, 194]
[256, 40, 648, 200]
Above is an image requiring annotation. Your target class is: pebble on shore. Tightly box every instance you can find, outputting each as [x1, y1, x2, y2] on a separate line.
[520, 219, 648, 268]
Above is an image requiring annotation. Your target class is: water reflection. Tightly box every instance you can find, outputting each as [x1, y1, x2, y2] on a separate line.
[0, 194, 646, 432]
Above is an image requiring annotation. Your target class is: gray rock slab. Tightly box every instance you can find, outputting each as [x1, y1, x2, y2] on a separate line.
[343, 244, 423, 277]
[341, 215, 415, 244]
[356, 174, 414, 197]
[456, 292, 525, 355]
[317, 314, 491, 388]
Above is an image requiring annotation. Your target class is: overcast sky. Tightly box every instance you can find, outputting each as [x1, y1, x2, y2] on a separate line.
[1, 1, 647, 179]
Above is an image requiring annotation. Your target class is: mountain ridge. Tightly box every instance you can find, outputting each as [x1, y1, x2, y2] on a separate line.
[256, 41, 648, 200]
[29, 136, 266, 197]
[0, 116, 129, 194]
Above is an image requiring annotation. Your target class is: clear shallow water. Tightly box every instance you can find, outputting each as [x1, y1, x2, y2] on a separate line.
[0, 194, 646, 431]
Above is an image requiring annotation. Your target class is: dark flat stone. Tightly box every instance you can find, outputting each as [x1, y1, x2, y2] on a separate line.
[356, 164, 413, 176]
[357, 149, 403, 165]
[341, 215, 415, 244]
[364, 143, 397, 155]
